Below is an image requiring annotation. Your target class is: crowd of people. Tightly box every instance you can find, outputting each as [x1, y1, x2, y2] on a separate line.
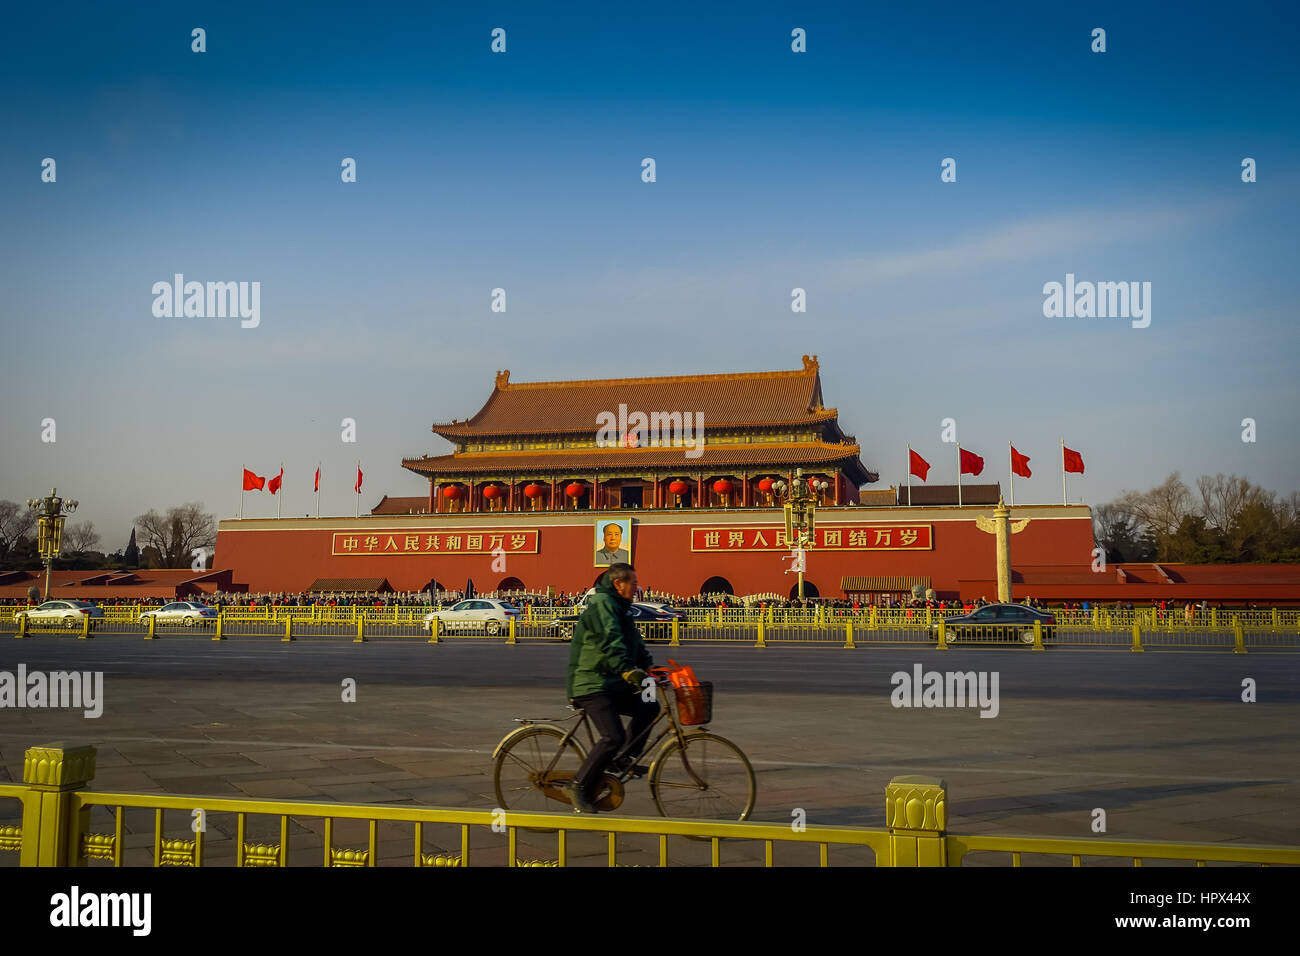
[0, 591, 1260, 614]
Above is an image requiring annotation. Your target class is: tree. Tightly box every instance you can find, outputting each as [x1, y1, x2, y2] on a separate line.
[63, 521, 101, 554]
[123, 527, 140, 567]
[1093, 503, 1154, 563]
[0, 500, 36, 559]
[134, 503, 216, 569]
[1114, 473, 1195, 540]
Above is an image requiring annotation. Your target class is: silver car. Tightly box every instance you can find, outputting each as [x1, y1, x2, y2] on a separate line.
[16, 600, 105, 629]
[423, 599, 521, 635]
[139, 602, 219, 627]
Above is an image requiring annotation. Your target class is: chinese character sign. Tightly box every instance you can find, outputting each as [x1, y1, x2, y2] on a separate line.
[690, 525, 931, 551]
[333, 529, 539, 555]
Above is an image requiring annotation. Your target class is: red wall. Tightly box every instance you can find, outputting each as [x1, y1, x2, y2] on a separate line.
[214, 507, 1097, 598]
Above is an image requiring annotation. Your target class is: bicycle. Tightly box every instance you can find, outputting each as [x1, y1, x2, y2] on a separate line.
[492, 665, 756, 821]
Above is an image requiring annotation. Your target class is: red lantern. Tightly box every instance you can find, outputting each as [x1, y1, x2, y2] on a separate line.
[442, 485, 462, 499]
[712, 479, 731, 495]
[523, 484, 544, 498]
[758, 478, 773, 492]
[565, 482, 584, 497]
[668, 480, 689, 495]
[481, 485, 501, 499]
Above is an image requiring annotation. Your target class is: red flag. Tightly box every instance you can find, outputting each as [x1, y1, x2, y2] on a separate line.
[959, 448, 984, 476]
[354, 466, 364, 494]
[1063, 446, 1085, 474]
[909, 449, 931, 481]
[242, 469, 265, 491]
[1010, 445, 1032, 478]
[268, 468, 283, 495]
[314, 467, 320, 493]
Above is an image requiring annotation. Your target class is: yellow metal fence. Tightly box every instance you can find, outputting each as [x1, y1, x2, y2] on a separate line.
[1, 746, 1295, 868]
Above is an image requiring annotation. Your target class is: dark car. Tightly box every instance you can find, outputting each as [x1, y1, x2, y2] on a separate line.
[548, 602, 683, 641]
[929, 603, 1056, 645]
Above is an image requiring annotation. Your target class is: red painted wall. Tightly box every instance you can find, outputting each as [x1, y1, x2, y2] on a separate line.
[214, 507, 1097, 598]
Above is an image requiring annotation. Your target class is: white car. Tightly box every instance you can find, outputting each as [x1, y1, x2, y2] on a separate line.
[16, 600, 105, 629]
[423, 599, 521, 635]
[139, 602, 219, 627]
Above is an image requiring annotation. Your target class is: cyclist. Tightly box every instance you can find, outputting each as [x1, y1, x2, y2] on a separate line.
[565, 562, 657, 813]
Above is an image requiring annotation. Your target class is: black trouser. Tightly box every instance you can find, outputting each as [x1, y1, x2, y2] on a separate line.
[571, 686, 659, 796]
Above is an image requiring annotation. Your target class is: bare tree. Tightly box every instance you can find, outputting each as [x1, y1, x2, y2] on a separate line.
[1114, 473, 1195, 539]
[63, 521, 102, 554]
[134, 503, 216, 569]
[1196, 474, 1254, 533]
[0, 500, 37, 558]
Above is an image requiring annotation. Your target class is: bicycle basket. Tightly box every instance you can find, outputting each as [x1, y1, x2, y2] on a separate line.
[674, 681, 713, 726]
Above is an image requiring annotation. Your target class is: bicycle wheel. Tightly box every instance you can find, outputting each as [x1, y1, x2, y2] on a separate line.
[493, 725, 588, 816]
[649, 732, 756, 821]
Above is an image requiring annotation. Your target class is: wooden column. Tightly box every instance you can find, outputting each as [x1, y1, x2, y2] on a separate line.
[428, 480, 435, 514]
[468, 479, 476, 513]
[508, 480, 514, 512]
[697, 475, 704, 508]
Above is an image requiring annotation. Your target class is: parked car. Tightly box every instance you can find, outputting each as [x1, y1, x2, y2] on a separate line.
[548, 602, 683, 641]
[139, 602, 219, 627]
[15, 600, 105, 629]
[930, 603, 1056, 644]
[423, 599, 521, 635]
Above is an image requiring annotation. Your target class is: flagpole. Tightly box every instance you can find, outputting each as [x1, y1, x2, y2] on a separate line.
[1008, 441, 1014, 507]
[240, 465, 245, 519]
[276, 464, 283, 519]
[904, 447, 915, 509]
[1061, 437, 1067, 505]
[316, 462, 321, 519]
[355, 460, 360, 519]
[956, 443, 962, 508]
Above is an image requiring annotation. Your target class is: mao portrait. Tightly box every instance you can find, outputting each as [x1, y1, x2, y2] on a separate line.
[594, 519, 632, 567]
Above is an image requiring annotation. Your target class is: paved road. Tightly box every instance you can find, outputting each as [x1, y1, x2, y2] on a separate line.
[1, 636, 1296, 865]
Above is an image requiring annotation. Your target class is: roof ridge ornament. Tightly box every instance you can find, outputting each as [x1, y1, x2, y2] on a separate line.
[495, 369, 510, 389]
[802, 354, 818, 372]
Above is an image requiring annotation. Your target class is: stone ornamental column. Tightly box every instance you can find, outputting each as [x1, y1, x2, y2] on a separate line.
[975, 496, 1030, 603]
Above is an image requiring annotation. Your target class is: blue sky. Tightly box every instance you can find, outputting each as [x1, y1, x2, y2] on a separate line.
[2, 1, 1297, 544]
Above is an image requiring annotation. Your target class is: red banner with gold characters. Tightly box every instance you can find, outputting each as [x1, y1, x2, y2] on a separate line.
[332, 529, 539, 556]
[691, 525, 932, 551]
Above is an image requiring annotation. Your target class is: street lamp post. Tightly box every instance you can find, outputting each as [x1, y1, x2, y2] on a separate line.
[773, 468, 818, 601]
[26, 488, 78, 602]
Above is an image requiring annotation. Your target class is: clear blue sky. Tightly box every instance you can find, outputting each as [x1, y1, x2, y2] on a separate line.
[2, 1, 1297, 546]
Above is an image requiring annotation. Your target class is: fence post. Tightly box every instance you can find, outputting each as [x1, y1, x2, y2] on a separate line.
[869, 605, 878, 631]
[213, 613, 224, 641]
[1032, 619, 1044, 651]
[844, 619, 854, 649]
[755, 616, 766, 649]
[78, 614, 92, 640]
[1272, 608, 1279, 633]
[670, 619, 680, 647]
[1211, 606, 1218, 630]
[354, 616, 366, 643]
[1130, 620, 1143, 653]
[884, 775, 947, 867]
[427, 616, 439, 644]
[19, 743, 97, 867]
[145, 616, 156, 640]
[282, 617, 294, 642]
[1233, 616, 1246, 654]
[936, 617, 948, 651]
[16, 612, 27, 638]
[506, 618, 516, 644]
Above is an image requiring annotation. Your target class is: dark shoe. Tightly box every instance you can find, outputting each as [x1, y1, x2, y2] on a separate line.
[609, 756, 649, 778]
[566, 780, 599, 814]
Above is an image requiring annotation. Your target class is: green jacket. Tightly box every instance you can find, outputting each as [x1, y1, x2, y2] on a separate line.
[567, 581, 653, 699]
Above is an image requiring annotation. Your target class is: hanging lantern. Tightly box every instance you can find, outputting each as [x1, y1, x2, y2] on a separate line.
[668, 479, 689, 507]
[481, 484, 502, 511]
[565, 482, 584, 509]
[758, 478, 774, 492]
[524, 482, 544, 511]
[442, 485, 462, 498]
[713, 478, 732, 507]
